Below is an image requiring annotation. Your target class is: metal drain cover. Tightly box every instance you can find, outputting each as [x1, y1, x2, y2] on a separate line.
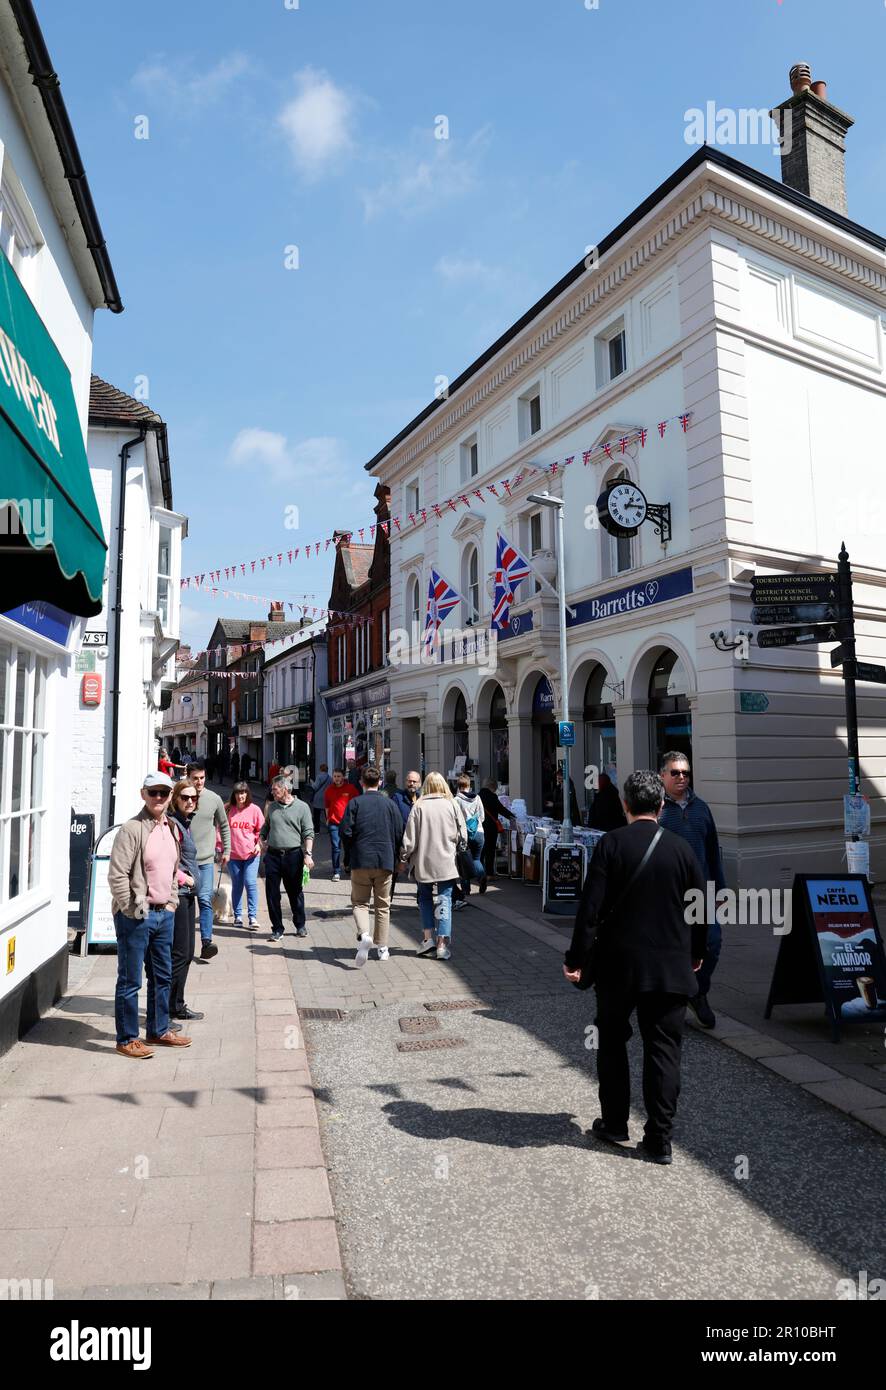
[424, 999, 486, 1012]
[396, 1036, 467, 1053]
[399, 1016, 440, 1034]
[300, 1008, 348, 1021]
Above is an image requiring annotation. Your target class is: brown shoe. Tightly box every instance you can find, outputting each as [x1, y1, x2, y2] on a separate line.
[145, 1032, 192, 1047]
[116, 1039, 154, 1059]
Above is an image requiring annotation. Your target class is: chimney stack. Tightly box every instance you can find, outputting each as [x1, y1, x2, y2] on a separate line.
[267, 601, 284, 624]
[771, 65, 854, 215]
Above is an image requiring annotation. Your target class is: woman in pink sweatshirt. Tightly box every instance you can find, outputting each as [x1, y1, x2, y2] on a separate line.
[225, 782, 264, 928]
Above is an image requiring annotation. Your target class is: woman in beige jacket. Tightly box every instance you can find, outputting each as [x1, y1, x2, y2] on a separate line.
[399, 772, 467, 960]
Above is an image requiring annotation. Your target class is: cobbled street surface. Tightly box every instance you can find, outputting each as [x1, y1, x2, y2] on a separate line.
[292, 853, 886, 1302]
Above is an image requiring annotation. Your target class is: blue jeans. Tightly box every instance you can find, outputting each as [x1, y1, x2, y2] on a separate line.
[229, 856, 259, 920]
[114, 908, 174, 1044]
[328, 823, 343, 874]
[417, 880, 457, 939]
[457, 832, 486, 898]
[696, 919, 722, 996]
[196, 862, 215, 942]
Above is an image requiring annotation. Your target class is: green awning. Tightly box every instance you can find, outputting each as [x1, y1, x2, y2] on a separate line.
[0, 249, 107, 617]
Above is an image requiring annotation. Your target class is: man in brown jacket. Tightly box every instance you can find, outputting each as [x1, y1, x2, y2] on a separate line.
[108, 773, 193, 1059]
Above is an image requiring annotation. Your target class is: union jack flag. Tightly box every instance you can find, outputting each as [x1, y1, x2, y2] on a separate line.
[423, 569, 463, 651]
[491, 530, 532, 631]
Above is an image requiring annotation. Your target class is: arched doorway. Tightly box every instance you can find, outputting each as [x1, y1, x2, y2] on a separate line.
[532, 675, 558, 815]
[452, 692, 469, 764]
[583, 665, 617, 793]
[488, 683, 509, 787]
[648, 650, 692, 769]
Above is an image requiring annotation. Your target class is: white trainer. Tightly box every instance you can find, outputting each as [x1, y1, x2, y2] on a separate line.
[332, 873, 341, 882]
[416, 938, 436, 957]
[376, 946, 390, 961]
[436, 940, 451, 961]
[355, 933, 373, 968]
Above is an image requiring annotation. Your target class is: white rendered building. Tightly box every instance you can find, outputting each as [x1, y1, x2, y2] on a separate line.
[70, 378, 188, 830]
[0, 1, 122, 1051]
[368, 77, 886, 889]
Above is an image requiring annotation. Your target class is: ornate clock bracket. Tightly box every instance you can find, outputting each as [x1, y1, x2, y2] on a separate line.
[646, 502, 671, 544]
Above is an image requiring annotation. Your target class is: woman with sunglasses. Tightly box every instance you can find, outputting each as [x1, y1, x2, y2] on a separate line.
[167, 779, 204, 1021]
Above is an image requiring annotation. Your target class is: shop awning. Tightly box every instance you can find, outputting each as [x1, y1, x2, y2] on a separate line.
[0, 250, 107, 617]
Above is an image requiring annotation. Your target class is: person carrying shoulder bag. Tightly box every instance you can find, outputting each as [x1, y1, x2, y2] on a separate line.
[563, 770, 707, 1166]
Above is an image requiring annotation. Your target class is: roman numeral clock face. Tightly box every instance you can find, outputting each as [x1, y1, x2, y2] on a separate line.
[597, 482, 647, 536]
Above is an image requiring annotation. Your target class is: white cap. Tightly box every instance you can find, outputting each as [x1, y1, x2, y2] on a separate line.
[143, 771, 174, 791]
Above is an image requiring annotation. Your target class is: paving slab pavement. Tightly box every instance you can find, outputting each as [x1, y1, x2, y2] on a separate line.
[0, 880, 344, 1300]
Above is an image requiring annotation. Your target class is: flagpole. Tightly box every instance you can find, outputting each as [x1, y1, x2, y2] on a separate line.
[527, 492, 573, 845]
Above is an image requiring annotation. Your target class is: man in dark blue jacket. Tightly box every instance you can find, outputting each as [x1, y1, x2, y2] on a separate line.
[658, 752, 725, 1028]
[390, 770, 421, 828]
[340, 765, 404, 966]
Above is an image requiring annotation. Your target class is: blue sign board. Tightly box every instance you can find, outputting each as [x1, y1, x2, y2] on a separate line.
[2, 600, 76, 648]
[532, 676, 555, 715]
[558, 721, 575, 746]
[498, 567, 693, 642]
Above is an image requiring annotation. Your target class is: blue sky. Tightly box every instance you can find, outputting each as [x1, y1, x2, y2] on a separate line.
[39, 0, 886, 652]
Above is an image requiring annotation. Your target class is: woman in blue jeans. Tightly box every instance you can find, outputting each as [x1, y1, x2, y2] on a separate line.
[398, 772, 467, 961]
[226, 782, 264, 928]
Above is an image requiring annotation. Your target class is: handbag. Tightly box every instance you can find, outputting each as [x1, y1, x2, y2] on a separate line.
[451, 803, 472, 878]
[573, 828, 663, 991]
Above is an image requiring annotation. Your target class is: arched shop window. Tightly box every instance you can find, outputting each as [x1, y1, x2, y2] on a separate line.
[583, 666, 617, 804]
[532, 675, 558, 816]
[647, 650, 692, 769]
[452, 692, 469, 762]
[489, 684, 509, 786]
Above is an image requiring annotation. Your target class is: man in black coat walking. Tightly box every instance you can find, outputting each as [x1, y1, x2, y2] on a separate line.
[340, 764, 404, 966]
[564, 770, 706, 1165]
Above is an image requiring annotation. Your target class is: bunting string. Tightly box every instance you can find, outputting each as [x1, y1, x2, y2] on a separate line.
[179, 411, 691, 592]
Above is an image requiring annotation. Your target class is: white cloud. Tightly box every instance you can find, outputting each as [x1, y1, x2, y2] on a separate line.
[361, 125, 490, 221]
[434, 254, 502, 285]
[278, 68, 354, 176]
[227, 429, 347, 485]
[132, 52, 253, 109]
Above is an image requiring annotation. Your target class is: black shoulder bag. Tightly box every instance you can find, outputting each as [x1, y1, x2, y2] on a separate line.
[573, 828, 663, 991]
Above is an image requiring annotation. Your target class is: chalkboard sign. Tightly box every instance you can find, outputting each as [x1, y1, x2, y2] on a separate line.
[67, 811, 94, 933]
[542, 843, 587, 917]
[765, 874, 886, 1041]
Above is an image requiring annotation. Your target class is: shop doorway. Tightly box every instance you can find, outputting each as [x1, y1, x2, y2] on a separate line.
[488, 683, 509, 788]
[648, 650, 692, 770]
[583, 666, 617, 817]
[532, 676, 557, 815]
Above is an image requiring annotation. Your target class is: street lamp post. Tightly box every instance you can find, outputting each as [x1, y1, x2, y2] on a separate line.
[526, 491, 572, 846]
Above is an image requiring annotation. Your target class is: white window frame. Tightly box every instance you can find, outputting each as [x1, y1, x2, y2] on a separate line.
[406, 477, 421, 516]
[518, 385, 542, 442]
[0, 639, 50, 918]
[595, 316, 628, 389]
[0, 165, 42, 296]
[381, 608, 390, 666]
[460, 435, 479, 482]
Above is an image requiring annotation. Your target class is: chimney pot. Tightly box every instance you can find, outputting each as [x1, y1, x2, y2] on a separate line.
[771, 69, 854, 215]
[789, 62, 812, 94]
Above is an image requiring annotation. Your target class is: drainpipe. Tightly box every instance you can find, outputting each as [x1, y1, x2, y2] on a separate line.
[107, 428, 147, 828]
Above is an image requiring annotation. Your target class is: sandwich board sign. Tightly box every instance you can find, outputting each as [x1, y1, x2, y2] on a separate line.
[765, 875, 886, 1041]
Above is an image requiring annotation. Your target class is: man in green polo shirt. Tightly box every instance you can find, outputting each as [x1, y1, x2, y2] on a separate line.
[261, 774, 315, 942]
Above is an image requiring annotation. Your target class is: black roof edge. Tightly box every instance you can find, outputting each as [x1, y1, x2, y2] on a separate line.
[10, 0, 123, 313]
[364, 143, 885, 473]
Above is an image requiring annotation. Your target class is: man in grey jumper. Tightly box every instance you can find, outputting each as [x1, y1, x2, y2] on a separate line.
[261, 774, 315, 941]
[186, 762, 231, 960]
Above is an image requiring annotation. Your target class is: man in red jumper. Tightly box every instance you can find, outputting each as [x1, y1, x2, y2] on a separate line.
[324, 767, 359, 881]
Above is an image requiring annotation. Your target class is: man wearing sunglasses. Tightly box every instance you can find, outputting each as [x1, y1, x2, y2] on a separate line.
[107, 772, 194, 1058]
[658, 752, 725, 1029]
